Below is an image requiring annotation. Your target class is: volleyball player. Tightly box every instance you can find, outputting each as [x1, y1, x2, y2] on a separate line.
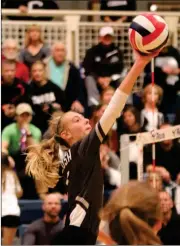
[26, 49, 159, 245]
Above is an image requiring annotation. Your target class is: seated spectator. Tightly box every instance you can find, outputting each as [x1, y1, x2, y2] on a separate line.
[30, 61, 66, 133]
[158, 191, 180, 245]
[2, 39, 29, 83]
[144, 35, 180, 115]
[100, 0, 136, 22]
[46, 42, 86, 113]
[141, 84, 164, 131]
[119, 106, 142, 179]
[83, 26, 124, 107]
[22, 193, 64, 245]
[144, 123, 180, 182]
[3, 0, 59, 21]
[19, 25, 50, 69]
[2, 152, 23, 245]
[2, 103, 42, 199]
[99, 181, 162, 245]
[1, 60, 31, 130]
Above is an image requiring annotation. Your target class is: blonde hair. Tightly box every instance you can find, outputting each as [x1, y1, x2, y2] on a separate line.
[99, 181, 162, 245]
[25, 24, 44, 48]
[26, 112, 68, 189]
[142, 84, 163, 105]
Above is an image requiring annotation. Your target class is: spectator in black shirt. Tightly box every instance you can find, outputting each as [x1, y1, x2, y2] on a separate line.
[22, 193, 64, 245]
[3, 0, 59, 21]
[30, 61, 65, 133]
[2, 60, 31, 130]
[100, 0, 136, 22]
[83, 26, 124, 107]
[144, 123, 180, 181]
[26, 50, 160, 244]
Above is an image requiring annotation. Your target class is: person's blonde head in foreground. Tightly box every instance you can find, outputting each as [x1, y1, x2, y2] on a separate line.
[99, 181, 162, 245]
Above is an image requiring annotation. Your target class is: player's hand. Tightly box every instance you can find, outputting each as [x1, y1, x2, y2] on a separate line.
[133, 48, 161, 64]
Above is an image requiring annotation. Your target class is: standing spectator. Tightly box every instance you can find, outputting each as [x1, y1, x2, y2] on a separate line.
[30, 61, 65, 133]
[100, 0, 136, 22]
[22, 193, 64, 245]
[46, 42, 86, 113]
[1, 60, 31, 130]
[19, 25, 50, 69]
[2, 39, 29, 83]
[2, 152, 23, 245]
[83, 26, 124, 107]
[141, 84, 164, 131]
[3, 0, 59, 21]
[144, 123, 180, 182]
[2, 103, 42, 199]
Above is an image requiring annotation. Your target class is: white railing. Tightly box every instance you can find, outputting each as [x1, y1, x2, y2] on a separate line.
[2, 10, 180, 91]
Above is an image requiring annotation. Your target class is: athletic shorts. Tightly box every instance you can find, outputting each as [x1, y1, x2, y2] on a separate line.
[1, 215, 20, 228]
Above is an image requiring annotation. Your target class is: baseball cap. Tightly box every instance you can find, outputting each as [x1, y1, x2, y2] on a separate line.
[16, 103, 33, 115]
[99, 26, 114, 37]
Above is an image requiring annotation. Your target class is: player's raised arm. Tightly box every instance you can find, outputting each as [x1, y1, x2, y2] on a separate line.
[97, 50, 160, 139]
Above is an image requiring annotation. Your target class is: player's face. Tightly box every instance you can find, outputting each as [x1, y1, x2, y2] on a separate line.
[61, 112, 92, 144]
[43, 194, 61, 218]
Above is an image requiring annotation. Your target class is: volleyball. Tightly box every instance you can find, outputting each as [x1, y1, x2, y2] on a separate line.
[128, 13, 169, 55]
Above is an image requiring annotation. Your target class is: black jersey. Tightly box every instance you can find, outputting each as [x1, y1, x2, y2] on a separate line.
[54, 89, 128, 245]
[60, 123, 105, 239]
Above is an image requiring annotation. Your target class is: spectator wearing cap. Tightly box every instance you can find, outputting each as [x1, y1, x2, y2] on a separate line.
[22, 193, 64, 245]
[2, 39, 29, 83]
[1, 59, 31, 130]
[46, 42, 86, 113]
[82, 26, 124, 109]
[2, 103, 42, 199]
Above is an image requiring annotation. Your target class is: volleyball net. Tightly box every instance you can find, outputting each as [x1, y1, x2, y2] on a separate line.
[120, 124, 180, 184]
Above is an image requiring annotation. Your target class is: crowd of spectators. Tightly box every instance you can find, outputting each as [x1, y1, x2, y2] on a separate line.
[1, 10, 180, 244]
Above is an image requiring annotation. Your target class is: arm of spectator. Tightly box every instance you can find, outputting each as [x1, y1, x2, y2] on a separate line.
[22, 225, 36, 245]
[116, 16, 128, 23]
[2, 104, 16, 118]
[14, 172, 23, 198]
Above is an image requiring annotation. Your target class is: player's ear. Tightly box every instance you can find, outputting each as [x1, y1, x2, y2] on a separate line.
[60, 130, 71, 141]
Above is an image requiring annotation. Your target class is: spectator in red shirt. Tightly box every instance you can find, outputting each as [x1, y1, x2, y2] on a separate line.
[2, 39, 29, 83]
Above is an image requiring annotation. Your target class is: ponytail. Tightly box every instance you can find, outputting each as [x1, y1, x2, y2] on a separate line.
[26, 137, 61, 189]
